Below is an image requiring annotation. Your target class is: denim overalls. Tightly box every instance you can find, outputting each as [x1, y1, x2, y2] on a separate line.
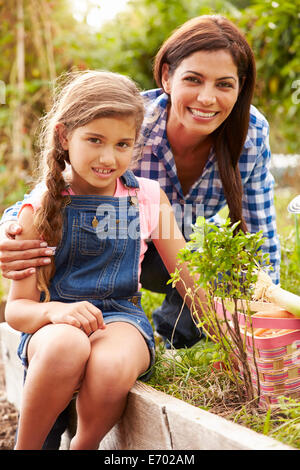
[18, 170, 155, 379]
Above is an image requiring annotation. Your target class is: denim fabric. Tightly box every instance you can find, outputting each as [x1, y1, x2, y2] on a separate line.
[141, 241, 203, 349]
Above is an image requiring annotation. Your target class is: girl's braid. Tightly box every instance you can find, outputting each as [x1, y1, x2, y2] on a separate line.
[34, 133, 68, 301]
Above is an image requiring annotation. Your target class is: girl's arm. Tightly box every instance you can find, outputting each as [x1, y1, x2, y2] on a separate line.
[152, 189, 207, 312]
[5, 206, 105, 335]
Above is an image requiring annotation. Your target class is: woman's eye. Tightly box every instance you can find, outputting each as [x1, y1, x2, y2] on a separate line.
[185, 76, 201, 84]
[217, 82, 234, 88]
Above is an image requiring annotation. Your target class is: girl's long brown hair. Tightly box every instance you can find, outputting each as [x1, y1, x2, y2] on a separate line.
[34, 70, 145, 301]
[153, 15, 256, 233]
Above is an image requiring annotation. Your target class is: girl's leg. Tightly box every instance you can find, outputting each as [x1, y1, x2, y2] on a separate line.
[15, 324, 91, 450]
[70, 322, 150, 450]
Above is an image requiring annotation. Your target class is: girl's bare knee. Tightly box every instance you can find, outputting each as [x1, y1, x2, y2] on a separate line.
[29, 324, 91, 374]
[89, 353, 138, 398]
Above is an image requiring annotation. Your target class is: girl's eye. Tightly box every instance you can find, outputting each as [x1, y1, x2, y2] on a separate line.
[88, 137, 101, 144]
[118, 142, 131, 149]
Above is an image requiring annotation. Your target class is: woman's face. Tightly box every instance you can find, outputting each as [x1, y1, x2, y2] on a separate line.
[162, 49, 240, 138]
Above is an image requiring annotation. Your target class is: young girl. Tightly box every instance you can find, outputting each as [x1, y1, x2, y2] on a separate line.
[5, 70, 205, 450]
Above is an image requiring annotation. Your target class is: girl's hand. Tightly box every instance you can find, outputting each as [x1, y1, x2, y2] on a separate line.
[47, 301, 106, 336]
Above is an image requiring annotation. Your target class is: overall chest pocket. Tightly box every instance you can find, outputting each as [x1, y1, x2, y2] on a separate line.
[78, 212, 107, 256]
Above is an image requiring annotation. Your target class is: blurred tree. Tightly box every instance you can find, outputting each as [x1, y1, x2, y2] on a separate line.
[0, 1, 94, 164]
[231, 0, 251, 7]
[0, 0, 95, 209]
[89, 0, 243, 89]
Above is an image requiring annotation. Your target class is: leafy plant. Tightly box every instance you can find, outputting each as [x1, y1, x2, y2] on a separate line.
[170, 216, 270, 404]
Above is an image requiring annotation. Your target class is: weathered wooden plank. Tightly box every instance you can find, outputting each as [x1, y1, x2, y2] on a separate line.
[0, 322, 23, 410]
[0, 300, 6, 323]
[100, 383, 172, 450]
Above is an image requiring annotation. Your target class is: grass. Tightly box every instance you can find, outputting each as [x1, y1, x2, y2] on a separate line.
[141, 186, 300, 449]
[144, 338, 300, 449]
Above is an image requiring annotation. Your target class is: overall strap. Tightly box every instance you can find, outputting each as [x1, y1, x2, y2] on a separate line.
[121, 170, 139, 189]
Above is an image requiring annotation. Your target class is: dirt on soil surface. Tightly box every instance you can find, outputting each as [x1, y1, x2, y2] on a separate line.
[0, 341, 19, 450]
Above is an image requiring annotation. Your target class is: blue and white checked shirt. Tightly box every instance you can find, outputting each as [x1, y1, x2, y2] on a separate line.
[1, 89, 280, 283]
[133, 89, 281, 283]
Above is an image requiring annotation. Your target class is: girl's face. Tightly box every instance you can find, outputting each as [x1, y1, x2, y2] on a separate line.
[59, 116, 136, 196]
[161, 49, 240, 139]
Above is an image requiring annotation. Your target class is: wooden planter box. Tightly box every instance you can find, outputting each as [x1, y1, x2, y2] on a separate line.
[0, 322, 293, 450]
[0, 301, 6, 323]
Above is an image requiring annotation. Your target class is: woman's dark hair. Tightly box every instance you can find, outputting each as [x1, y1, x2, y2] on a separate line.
[154, 15, 256, 232]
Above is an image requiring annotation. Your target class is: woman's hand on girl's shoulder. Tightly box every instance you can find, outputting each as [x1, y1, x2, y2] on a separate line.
[0, 208, 54, 281]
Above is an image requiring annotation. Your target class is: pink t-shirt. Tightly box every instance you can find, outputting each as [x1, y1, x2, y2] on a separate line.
[19, 177, 161, 287]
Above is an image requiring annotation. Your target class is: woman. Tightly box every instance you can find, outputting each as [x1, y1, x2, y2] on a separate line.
[1, 16, 279, 357]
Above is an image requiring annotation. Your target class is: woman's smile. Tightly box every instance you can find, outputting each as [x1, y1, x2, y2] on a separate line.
[188, 107, 219, 119]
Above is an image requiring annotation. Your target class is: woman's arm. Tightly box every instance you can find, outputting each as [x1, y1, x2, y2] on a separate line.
[5, 206, 105, 335]
[152, 189, 207, 312]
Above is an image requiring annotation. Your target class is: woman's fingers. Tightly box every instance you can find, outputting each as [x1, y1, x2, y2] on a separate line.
[0, 238, 53, 260]
[0, 257, 52, 280]
[0, 239, 54, 280]
[2, 267, 37, 280]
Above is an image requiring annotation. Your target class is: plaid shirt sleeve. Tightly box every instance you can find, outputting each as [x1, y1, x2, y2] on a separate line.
[1, 200, 26, 225]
